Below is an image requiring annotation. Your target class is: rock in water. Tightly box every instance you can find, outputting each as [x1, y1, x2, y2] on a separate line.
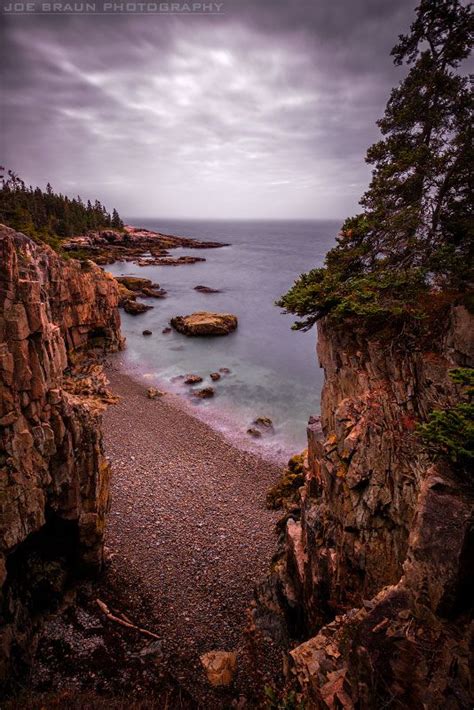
[200, 651, 237, 687]
[184, 374, 203, 385]
[254, 416, 273, 429]
[142, 329, 152, 336]
[194, 285, 221, 293]
[247, 427, 262, 438]
[123, 300, 153, 315]
[210, 372, 221, 381]
[193, 387, 215, 399]
[170, 312, 238, 337]
[162, 327, 172, 334]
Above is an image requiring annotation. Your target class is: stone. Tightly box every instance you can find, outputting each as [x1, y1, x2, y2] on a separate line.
[210, 372, 221, 381]
[200, 651, 237, 687]
[142, 330, 152, 336]
[123, 300, 153, 315]
[219, 367, 231, 374]
[147, 387, 163, 399]
[116, 276, 160, 292]
[193, 387, 215, 399]
[194, 285, 221, 293]
[162, 327, 172, 334]
[184, 374, 203, 385]
[253, 416, 273, 429]
[170, 312, 238, 337]
[247, 427, 262, 438]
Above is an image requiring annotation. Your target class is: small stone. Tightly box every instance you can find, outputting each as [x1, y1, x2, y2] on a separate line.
[254, 416, 273, 428]
[219, 367, 231, 374]
[247, 427, 262, 438]
[210, 372, 221, 381]
[185, 374, 203, 385]
[142, 329, 152, 336]
[147, 387, 164, 399]
[162, 327, 172, 334]
[193, 387, 215, 399]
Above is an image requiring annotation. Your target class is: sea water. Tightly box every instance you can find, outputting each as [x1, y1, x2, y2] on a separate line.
[107, 218, 340, 461]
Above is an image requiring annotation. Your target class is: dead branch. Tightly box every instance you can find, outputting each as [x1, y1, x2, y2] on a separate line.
[96, 598, 160, 640]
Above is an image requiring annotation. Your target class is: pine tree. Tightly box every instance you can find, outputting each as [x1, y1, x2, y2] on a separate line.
[278, 0, 473, 330]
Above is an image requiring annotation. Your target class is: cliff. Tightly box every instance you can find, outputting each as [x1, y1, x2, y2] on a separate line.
[0, 225, 123, 685]
[257, 307, 473, 708]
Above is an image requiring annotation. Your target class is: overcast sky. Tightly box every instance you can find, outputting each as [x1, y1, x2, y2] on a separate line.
[1, 0, 420, 219]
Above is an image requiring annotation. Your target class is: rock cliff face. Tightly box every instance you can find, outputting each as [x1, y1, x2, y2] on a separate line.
[0, 225, 123, 684]
[258, 307, 473, 708]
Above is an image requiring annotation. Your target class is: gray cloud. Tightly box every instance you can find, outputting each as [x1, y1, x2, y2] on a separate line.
[1, 0, 420, 219]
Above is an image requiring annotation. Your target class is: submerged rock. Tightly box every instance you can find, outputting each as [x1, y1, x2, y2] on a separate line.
[194, 285, 221, 294]
[162, 327, 172, 334]
[200, 651, 237, 687]
[170, 312, 238, 337]
[210, 372, 221, 381]
[219, 367, 231, 374]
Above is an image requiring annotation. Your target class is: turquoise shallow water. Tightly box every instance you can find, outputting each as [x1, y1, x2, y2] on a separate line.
[107, 218, 340, 461]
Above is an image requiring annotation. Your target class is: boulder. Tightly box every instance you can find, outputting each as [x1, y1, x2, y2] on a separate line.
[210, 372, 221, 381]
[193, 387, 215, 399]
[170, 312, 238, 337]
[200, 651, 237, 687]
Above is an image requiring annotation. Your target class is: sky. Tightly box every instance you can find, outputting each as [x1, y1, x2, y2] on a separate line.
[1, 0, 420, 220]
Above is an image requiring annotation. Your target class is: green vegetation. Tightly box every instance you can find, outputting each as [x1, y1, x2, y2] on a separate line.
[266, 452, 306, 510]
[278, 0, 473, 331]
[418, 368, 474, 468]
[264, 685, 305, 710]
[0, 167, 124, 250]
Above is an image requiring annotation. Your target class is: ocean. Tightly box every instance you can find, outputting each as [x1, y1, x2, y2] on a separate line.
[107, 218, 340, 461]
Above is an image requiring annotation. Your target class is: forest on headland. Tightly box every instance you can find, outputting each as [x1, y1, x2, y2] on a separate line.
[0, 167, 124, 250]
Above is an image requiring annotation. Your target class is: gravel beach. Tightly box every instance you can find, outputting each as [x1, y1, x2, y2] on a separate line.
[102, 365, 284, 706]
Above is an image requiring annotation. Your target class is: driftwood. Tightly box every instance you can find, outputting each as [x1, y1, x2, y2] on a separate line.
[96, 598, 160, 640]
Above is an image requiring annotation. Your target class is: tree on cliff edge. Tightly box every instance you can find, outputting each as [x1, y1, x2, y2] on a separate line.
[278, 0, 473, 330]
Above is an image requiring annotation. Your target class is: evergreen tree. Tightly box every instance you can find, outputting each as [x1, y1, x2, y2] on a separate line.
[278, 0, 473, 330]
[0, 169, 125, 249]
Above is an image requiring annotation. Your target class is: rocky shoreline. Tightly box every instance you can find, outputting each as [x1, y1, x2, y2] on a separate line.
[63, 224, 229, 267]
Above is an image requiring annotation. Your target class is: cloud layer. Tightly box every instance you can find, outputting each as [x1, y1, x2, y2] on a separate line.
[1, 0, 419, 218]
